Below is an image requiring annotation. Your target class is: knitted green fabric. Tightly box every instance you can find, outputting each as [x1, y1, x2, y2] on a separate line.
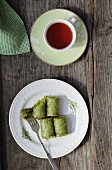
[0, 0, 30, 55]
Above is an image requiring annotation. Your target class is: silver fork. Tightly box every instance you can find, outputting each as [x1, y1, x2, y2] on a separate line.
[27, 117, 59, 170]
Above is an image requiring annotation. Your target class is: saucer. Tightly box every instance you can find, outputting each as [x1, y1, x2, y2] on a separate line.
[30, 9, 88, 66]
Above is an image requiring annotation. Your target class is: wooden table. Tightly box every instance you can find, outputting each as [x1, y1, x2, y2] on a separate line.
[0, 0, 111, 170]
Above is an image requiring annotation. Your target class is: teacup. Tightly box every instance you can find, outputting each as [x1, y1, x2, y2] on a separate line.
[44, 18, 76, 51]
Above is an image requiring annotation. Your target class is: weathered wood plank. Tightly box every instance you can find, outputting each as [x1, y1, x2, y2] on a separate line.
[93, 0, 112, 169]
[0, 69, 3, 170]
[0, 62, 2, 170]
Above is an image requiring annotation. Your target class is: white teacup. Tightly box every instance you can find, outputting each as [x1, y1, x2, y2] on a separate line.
[44, 18, 76, 51]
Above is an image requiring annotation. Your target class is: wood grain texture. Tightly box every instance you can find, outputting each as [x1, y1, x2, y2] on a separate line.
[93, 0, 112, 169]
[0, 0, 111, 170]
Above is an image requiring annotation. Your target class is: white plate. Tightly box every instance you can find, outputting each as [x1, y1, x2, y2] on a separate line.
[9, 79, 89, 158]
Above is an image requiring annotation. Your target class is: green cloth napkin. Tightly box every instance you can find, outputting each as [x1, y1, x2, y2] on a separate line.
[0, 0, 30, 55]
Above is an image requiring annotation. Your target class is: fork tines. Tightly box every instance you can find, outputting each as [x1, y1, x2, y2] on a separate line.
[27, 117, 37, 125]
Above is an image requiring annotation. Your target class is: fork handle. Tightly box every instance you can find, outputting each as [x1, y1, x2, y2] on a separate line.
[37, 134, 59, 170]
